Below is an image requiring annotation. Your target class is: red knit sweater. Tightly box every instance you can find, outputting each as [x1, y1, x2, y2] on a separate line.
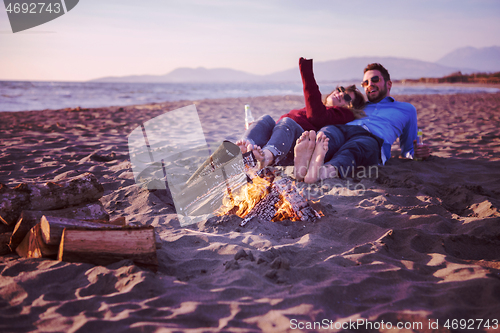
[277, 58, 355, 131]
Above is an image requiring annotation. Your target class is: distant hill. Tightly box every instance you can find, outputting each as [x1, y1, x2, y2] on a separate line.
[264, 57, 470, 82]
[89, 47, 500, 83]
[90, 67, 263, 83]
[396, 71, 500, 85]
[89, 57, 465, 83]
[436, 46, 500, 72]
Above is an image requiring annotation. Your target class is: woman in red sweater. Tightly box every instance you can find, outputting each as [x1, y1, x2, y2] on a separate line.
[237, 57, 365, 169]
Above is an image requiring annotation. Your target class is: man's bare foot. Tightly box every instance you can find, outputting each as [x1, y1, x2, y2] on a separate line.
[304, 132, 330, 184]
[294, 131, 316, 181]
[236, 139, 252, 154]
[318, 164, 339, 180]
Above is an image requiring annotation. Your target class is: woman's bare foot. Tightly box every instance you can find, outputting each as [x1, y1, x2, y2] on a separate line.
[304, 132, 330, 184]
[253, 146, 274, 169]
[294, 131, 316, 181]
[236, 139, 252, 154]
[236, 140, 274, 169]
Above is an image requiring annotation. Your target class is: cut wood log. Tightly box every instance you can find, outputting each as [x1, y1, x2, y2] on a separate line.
[0, 232, 12, 255]
[16, 224, 58, 259]
[0, 173, 104, 226]
[58, 226, 158, 271]
[8, 202, 110, 252]
[40, 216, 123, 246]
[0, 223, 11, 234]
[109, 216, 127, 226]
[9, 212, 40, 252]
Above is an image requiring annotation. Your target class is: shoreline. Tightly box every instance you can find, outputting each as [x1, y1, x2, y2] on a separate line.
[1, 82, 500, 113]
[2, 89, 500, 114]
[393, 81, 500, 89]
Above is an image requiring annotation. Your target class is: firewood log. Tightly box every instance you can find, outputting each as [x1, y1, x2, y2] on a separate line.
[0, 173, 104, 226]
[15, 224, 58, 259]
[273, 177, 320, 222]
[0, 223, 11, 234]
[40, 216, 123, 246]
[8, 202, 110, 252]
[240, 187, 281, 227]
[0, 232, 12, 255]
[109, 216, 127, 226]
[58, 226, 158, 270]
[238, 177, 319, 226]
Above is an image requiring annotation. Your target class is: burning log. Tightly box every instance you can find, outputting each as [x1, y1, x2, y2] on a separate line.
[218, 167, 321, 227]
[240, 187, 281, 227]
[0, 173, 104, 226]
[272, 178, 321, 222]
[58, 226, 158, 271]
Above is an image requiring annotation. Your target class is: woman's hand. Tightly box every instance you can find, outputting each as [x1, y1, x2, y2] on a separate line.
[299, 57, 313, 71]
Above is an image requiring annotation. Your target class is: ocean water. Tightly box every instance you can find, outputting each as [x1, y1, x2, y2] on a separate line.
[1, 80, 499, 112]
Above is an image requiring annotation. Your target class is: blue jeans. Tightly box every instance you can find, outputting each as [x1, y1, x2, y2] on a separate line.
[320, 124, 384, 177]
[241, 115, 304, 166]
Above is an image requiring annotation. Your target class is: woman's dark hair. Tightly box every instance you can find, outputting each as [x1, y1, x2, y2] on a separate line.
[345, 85, 366, 110]
[324, 84, 366, 119]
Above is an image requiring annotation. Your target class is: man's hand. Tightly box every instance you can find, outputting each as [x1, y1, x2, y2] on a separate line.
[413, 140, 430, 160]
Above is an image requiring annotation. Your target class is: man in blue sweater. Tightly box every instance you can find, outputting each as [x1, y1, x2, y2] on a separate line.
[295, 63, 430, 183]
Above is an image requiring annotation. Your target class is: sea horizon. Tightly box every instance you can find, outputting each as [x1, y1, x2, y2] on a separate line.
[1, 80, 499, 113]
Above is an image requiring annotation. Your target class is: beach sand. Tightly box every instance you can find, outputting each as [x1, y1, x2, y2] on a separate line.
[1, 92, 500, 332]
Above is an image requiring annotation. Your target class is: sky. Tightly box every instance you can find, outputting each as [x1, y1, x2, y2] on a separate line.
[1, 0, 499, 81]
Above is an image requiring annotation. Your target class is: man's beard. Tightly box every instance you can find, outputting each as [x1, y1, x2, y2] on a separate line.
[367, 84, 388, 103]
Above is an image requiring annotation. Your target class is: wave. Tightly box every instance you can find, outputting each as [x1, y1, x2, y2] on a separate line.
[1, 80, 498, 112]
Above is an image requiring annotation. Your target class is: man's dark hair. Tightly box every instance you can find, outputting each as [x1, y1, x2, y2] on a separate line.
[364, 63, 391, 82]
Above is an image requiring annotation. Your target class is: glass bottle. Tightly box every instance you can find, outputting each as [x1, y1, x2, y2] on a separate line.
[244, 104, 254, 130]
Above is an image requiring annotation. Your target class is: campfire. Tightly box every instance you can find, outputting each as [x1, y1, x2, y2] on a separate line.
[217, 160, 321, 227]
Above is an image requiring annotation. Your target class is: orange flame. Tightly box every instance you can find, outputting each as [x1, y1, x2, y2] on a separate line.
[218, 176, 302, 222]
[217, 176, 271, 218]
[272, 195, 300, 222]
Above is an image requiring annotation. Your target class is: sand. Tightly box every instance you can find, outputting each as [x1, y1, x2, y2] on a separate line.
[1, 92, 500, 332]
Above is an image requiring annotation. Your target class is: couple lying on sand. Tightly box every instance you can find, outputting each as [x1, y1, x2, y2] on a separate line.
[236, 57, 430, 183]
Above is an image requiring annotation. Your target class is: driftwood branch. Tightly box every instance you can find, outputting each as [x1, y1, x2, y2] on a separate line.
[0, 173, 104, 225]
